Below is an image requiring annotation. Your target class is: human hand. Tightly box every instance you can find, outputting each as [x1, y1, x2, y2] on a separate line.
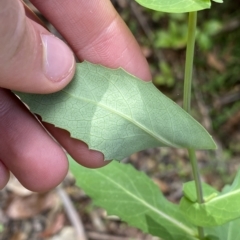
[0, 0, 151, 192]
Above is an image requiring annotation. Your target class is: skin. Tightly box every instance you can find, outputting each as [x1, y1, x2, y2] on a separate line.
[0, 0, 151, 192]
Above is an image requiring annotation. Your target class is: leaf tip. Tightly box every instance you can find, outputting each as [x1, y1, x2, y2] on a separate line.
[208, 136, 218, 150]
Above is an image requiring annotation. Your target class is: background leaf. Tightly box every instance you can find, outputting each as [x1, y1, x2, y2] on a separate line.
[204, 214, 240, 240]
[135, 0, 211, 13]
[180, 169, 240, 227]
[16, 62, 216, 161]
[183, 181, 219, 203]
[69, 156, 198, 240]
[205, 217, 240, 240]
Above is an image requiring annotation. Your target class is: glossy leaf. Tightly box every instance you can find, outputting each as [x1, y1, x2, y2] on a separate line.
[180, 169, 240, 227]
[16, 61, 216, 161]
[69, 156, 198, 240]
[135, 0, 211, 13]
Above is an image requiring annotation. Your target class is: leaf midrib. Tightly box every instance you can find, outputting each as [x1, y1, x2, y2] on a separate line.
[208, 188, 240, 204]
[95, 169, 195, 236]
[62, 89, 180, 148]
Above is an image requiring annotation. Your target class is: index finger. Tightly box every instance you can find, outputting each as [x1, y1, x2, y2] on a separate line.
[31, 0, 151, 81]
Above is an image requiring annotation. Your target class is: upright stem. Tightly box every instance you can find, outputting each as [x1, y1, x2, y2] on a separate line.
[183, 12, 204, 239]
[183, 12, 197, 112]
[188, 149, 204, 239]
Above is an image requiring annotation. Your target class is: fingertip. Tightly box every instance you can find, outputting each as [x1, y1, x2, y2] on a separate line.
[0, 0, 76, 94]
[43, 123, 109, 169]
[41, 33, 76, 86]
[15, 148, 69, 193]
[66, 139, 110, 169]
[0, 90, 70, 193]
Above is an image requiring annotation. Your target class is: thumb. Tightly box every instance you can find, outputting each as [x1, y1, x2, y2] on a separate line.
[0, 0, 75, 93]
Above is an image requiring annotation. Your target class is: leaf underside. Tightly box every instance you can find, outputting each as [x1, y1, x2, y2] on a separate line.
[135, 0, 211, 13]
[180, 169, 240, 227]
[69, 156, 197, 240]
[15, 61, 216, 161]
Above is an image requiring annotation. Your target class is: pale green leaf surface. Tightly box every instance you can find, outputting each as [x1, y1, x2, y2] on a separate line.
[205, 179, 240, 239]
[183, 181, 219, 203]
[204, 217, 240, 240]
[135, 0, 211, 13]
[180, 169, 240, 227]
[69, 156, 198, 240]
[16, 61, 216, 161]
[215, 217, 240, 240]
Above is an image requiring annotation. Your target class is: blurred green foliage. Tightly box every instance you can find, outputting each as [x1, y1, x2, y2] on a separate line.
[153, 13, 188, 49]
[153, 61, 175, 87]
[152, 12, 222, 51]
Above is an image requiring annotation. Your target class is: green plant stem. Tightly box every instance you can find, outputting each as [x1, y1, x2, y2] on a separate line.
[188, 148, 204, 239]
[183, 12, 204, 239]
[183, 12, 197, 112]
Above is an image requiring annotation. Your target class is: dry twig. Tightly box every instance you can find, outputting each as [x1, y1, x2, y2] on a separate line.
[57, 186, 88, 240]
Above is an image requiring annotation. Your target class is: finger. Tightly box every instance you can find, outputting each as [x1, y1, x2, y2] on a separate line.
[0, 89, 68, 192]
[0, 160, 10, 189]
[30, 0, 151, 81]
[0, 0, 75, 93]
[42, 123, 109, 168]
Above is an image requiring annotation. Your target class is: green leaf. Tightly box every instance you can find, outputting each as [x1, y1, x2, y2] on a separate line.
[15, 61, 216, 161]
[69, 156, 198, 240]
[212, 0, 223, 3]
[180, 169, 240, 227]
[205, 201, 240, 240]
[205, 217, 240, 240]
[215, 218, 240, 240]
[183, 181, 219, 203]
[135, 0, 211, 13]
